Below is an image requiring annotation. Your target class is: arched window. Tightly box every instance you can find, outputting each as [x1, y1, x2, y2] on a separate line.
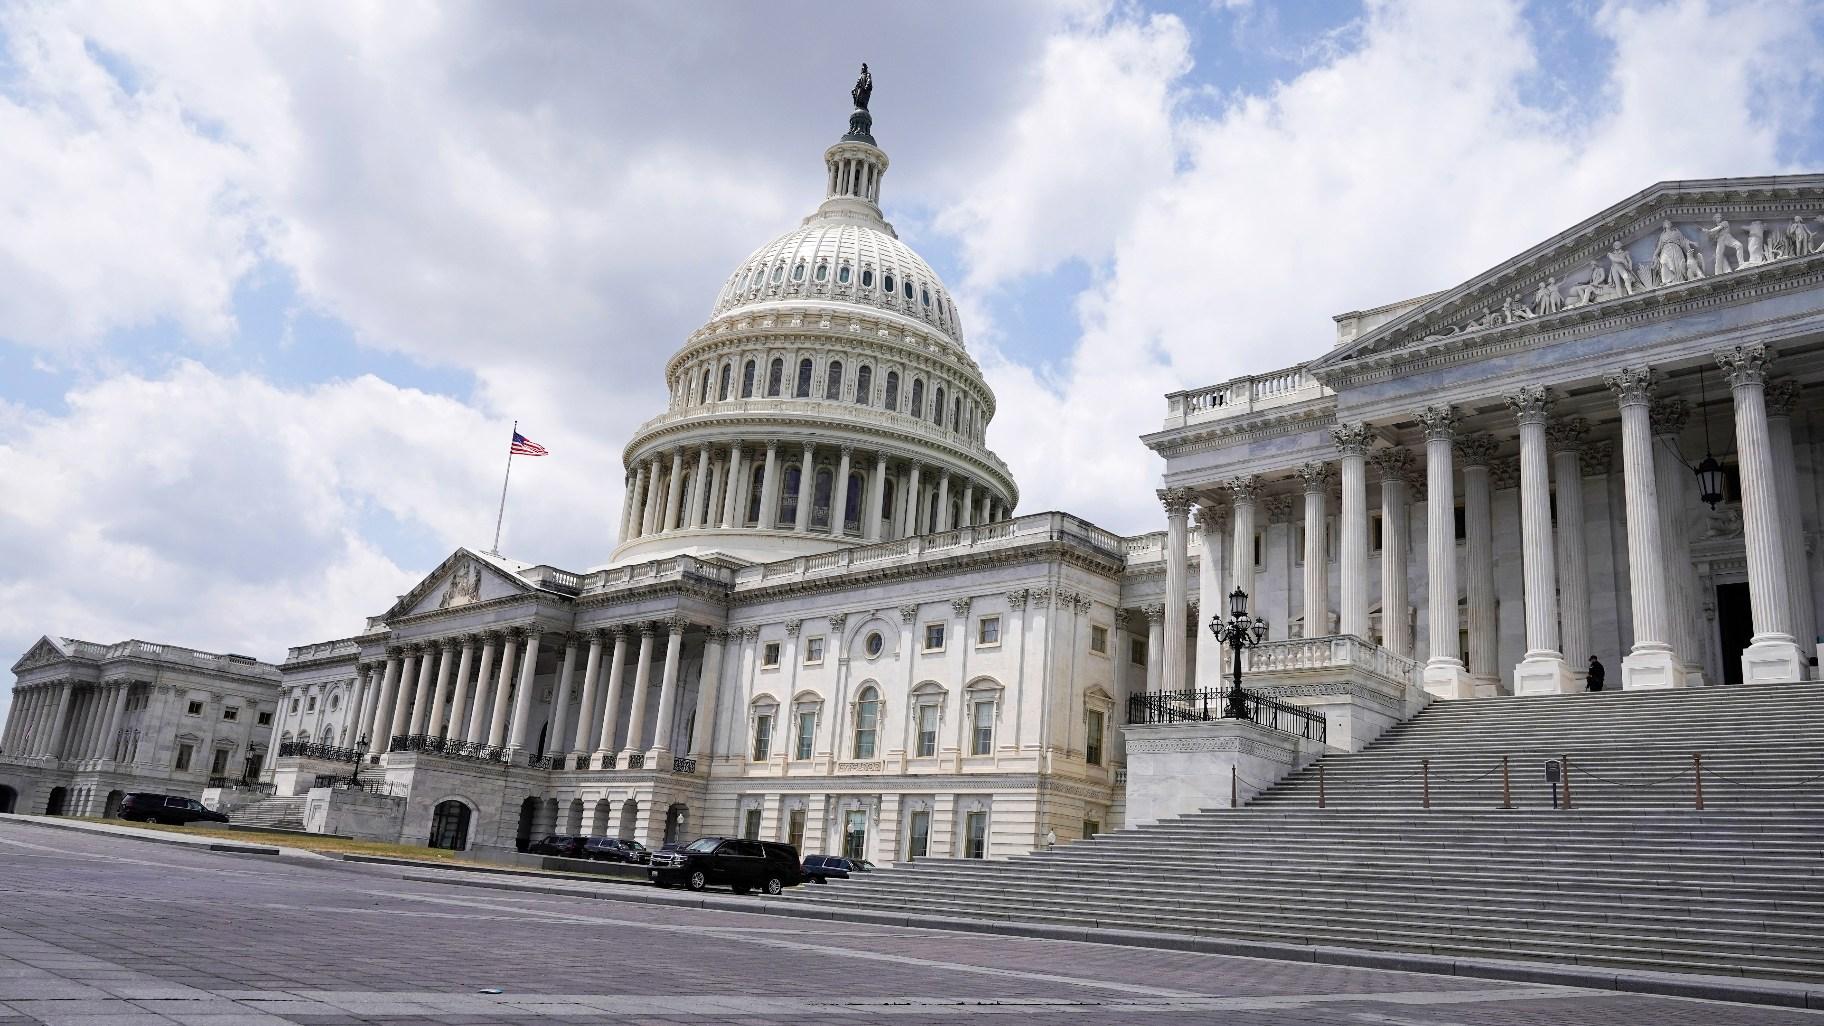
[778, 465, 802, 525]
[767, 358, 784, 397]
[845, 472, 864, 533]
[903, 279, 914, 300]
[855, 365, 872, 405]
[884, 371, 900, 411]
[884, 272, 896, 296]
[741, 360, 757, 398]
[952, 397, 962, 431]
[825, 361, 844, 400]
[927, 492, 940, 533]
[882, 478, 897, 522]
[719, 364, 732, 401]
[933, 385, 946, 425]
[910, 379, 924, 419]
[838, 263, 852, 284]
[430, 800, 472, 850]
[861, 267, 874, 288]
[795, 358, 813, 398]
[814, 261, 829, 282]
[746, 465, 764, 524]
[812, 468, 833, 529]
[791, 261, 806, 282]
[853, 686, 881, 759]
[700, 368, 712, 404]
[921, 287, 931, 307]
[770, 263, 784, 283]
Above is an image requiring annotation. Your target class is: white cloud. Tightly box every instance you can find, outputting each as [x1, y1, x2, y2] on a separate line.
[960, 0, 1824, 535]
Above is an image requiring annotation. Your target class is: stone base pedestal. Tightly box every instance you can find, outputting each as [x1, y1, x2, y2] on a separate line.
[1622, 646, 1688, 690]
[1423, 660, 1474, 700]
[1120, 718, 1327, 830]
[1513, 655, 1577, 696]
[1743, 636, 1805, 684]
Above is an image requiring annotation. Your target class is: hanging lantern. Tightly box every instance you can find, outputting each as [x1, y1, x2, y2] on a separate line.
[1695, 453, 1726, 509]
[1228, 586, 1250, 621]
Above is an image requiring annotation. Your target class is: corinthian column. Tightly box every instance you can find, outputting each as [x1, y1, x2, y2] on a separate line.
[486, 631, 519, 748]
[1297, 463, 1331, 638]
[832, 445, 854, 535]
[1160, 488, 1190, 692]
[1373, 449, 1413, 656]
[389, 646, 424, 746]
[662, 447, 686, 533]
[866, 453, 887, 542]
[622, 465, 646, 542]
[505, 630, 542, 759]
[1547, 420, 1593, 681]
[758, 443, 781, 530]
[1507, 387, 1574, 694]
[442, 638, 475, 741]
[464, 634, 498, 746]
[1419, 406, 1472, 698]
[595, 629, 630, 767]
[794, 441, 816, 531]
[547, 634, 580, 760]
[688, 446, 712, 529]
[619, 625, 657, 766]
[1717, 344, 1805, 681]
[689, 629, 727, 762]
[572, 630, 605, 758]
[1227, 477, 1259, 603]
[1194, 502, 1228, 688]
[721, 442, 746, 529]
[1457, 434, 1500, 694]
[648, 620, 686, 761]
[1605, 367, 1686, 688]
[366, 652, 402, 758]
[1767, 380, 1816, 674]
[1142, 605, 1165, 693]
[1649, 397, 1706, 683]
[1335, 424, 1372, 640]
[640, 455, 663, 536]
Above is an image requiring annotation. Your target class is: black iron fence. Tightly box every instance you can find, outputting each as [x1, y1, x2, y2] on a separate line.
[277, 741, 362, 763]
[672, 756, 698, 774]
[206, 776, 274, 794]
[312, 773, 401, 796]
[388, 734, 510, 764]
[1127, 687, 1328, 745]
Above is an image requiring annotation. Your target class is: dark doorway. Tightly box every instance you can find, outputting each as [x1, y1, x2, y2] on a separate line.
[514, 796, 538, 852]
[430, 800, 471, 851]
[0, 786, 16, 814]
[45, 787, 68, 816]
[664, 803, 687, 845]
[104, 790, 124, 819]
[1716, 581, 1752, 686]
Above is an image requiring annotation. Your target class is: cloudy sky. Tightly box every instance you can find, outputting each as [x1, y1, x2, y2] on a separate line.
[2, 0, 1821, 722]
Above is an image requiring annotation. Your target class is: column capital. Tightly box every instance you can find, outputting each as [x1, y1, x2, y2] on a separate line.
[1504, 384, 1554, 426]
[1263, 494, 1296, 523]
[898, 604, 921, 624]
[1005, 588, 1030, 609]
[1113, 608, 1131, 629]
[1716, 342, 1773, 388]
[1648, 396, 1689, 437]
[1332, 422, 1373, 457]
[839, 443, 855, 458]
[783, 619, 802, 637]
[765, 440, 780, 453]
[1766, 378, 1802, 417]
[1455, 433, 1499, 468]
[951, 597, 973, 618]
[665, 618, 687, 636]
[1141, 603, 1165, 625]
[1371, 446, 1413, 478]
[827, 612, 849, 631]
[1225, 475, 1261, 505]
[1192, 502, 1228, 534]
[1489, 456, 1521, 491]
[637, 622, 657, 638]
[1417, 404, 1459, 441]
[1580, 439, 1615, 477]
[1605, 366, 1656, 406]
[1157, 487, 1192, 519]
[1546, 417, 1588, 454]
[1296, 462, 1331, 492]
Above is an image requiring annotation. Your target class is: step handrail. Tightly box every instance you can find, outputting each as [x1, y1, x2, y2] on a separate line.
[1126, 686, 1327, 744]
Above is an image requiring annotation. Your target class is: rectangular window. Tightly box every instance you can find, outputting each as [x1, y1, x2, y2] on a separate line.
[907, 810, 931, 860]
[175, 743, 194, 772]
[1089, 624, 1108, 654]
[186, 700, 203, 716]
[209, 748, 230, 775]
[1083, 819, 1100, 839]
[1085, 710, 1104, 766]
[843, 810, 868, 860]
[303, 696, 315, 712]
[751, 714, 773, 761]
[916, 705, 939, 757]
[1294, 524, 1305, 566]
[964, 810, 988, 859]
[743, 808, 763, 840]
[976, 616, 1000, 646]
[223, 706, 240, 721]
[256, 711, 273, 726]
[1130, 638, 1147, 667]
[795, 711, 816, 760]
[924, 622, 946, 652]
[787, 808, 806, 850]
[1370, 512, 1384, 554]
[289, 698, 300, 714]
[1454, 504, 1467, 542]
[762, 641, 781, 668]
[803, 636, 825, 665]
[1253, 530, 1264, 567]
[971, 700, 994, 756]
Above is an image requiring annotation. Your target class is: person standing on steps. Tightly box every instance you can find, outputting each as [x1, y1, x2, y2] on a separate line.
[1586, 655, 1606, 692]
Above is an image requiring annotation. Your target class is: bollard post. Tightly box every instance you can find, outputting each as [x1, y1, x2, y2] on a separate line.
[1693, 753, 1704, 810]
[1422, 758, 1430, 809]
[1501, 755, 1511, 810]
[1561, 754, 1573, 810]
[1231, 765, 1238, 809]
[1318, 763, 1326, 809]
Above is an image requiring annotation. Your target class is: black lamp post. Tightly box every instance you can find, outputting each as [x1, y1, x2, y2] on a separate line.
[1208, 587, 1269, 720]
[1693, 363, 1726, 509]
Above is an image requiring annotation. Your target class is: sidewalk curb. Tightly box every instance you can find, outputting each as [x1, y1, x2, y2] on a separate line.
[393, 862, 1824, 1012]
[0, 813, 282, 856]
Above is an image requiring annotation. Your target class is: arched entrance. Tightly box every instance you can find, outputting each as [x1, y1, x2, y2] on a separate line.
[590, 798, 613, 835]
[45, 787, 68, 816]
[429, 800, 472, 851]
[0, 785, 16, 815]
[514, 796, 539, 852]
[565, 798, 584, 835]
[103, 790, 125, 819]
[664, 803, 688, 846]
[618, 799, 638, 840]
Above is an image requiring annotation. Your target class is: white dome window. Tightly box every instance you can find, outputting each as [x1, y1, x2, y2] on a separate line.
[838, 263, 852, 285]
[903, 280, 914, 300]
[814, 261, 829, 283]
[921, 287, 931, 307]
[771, 264, 785, 284]
[855, 365, 872, 405]
[883, 271, 896, 296]
[791, 261, 806, 283]
[861, 267, 874, 288]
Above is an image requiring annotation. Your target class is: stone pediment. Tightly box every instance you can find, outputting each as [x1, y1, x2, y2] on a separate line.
[11, 636, 72, 673]
[1314, 174, 1824, 377]
[384, 549, 532, 621]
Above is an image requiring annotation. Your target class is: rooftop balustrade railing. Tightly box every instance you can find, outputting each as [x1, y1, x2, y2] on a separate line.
[1127, 687, 1327, 745]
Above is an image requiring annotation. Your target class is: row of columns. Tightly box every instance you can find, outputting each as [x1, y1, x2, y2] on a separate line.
[4, 680, 140, 764]
[1161, 342, 1807, 697]
[619, 440, 1009, 545]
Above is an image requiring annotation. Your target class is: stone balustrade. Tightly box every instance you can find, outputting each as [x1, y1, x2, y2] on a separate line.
[1163, 364, 1330, 429]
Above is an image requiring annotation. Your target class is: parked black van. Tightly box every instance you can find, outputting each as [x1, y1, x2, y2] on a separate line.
[117, 793, 229, 826]
[649, 837, 804, 894]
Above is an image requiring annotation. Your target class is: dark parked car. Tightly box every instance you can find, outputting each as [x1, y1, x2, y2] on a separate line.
[649, 837, 804, 895]
[582, 837, 651, 864]
[801, 854, 853, 883]
[847, 857, 878, 872]
[117, 793, 229, 826]
[528, 834, 587, 858]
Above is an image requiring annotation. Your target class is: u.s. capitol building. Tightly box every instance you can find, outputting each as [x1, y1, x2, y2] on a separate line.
[5, 74, 1821, 861]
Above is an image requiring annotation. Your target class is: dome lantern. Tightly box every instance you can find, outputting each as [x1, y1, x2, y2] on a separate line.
[818, 63, 889, 224]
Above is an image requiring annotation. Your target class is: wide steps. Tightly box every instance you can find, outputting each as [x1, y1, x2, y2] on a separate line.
[231, 796, 307, 830]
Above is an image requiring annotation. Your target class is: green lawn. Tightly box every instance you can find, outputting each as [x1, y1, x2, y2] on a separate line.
[77, 817, 461, 861]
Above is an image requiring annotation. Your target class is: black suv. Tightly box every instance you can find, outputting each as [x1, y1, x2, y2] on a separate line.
[528, 834, 588, 858]
[582, 836, 651, 864]
[118, 793, 230, 826]
[649, 837, 804, 895]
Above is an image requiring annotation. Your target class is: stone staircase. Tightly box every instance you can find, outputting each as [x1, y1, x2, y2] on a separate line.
[796, 681, 1824, 983]
[230, 796, 308, 831]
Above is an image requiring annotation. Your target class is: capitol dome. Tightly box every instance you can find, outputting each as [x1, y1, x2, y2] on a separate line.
[608, 72, 1016, 566]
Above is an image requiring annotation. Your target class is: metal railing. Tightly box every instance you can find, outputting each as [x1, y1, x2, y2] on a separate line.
[672, 756, 698, 774]
[1127, 687, 1328, 745]
[626, 752, 645, 770]
[277, 741, 362, 763]
[388, 734, 510, 764]
[206, 776, 274, 794]
[312, 774, 401, 797]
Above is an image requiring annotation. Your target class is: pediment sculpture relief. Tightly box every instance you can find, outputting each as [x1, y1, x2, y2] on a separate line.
[1422, 213, 1822, 343]
[437, 559, 484, 610]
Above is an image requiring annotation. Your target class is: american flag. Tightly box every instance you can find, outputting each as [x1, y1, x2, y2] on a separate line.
[510, 431, 549, 456]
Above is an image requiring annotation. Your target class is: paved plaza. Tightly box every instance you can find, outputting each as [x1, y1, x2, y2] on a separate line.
[0, 820, 1815, 1025]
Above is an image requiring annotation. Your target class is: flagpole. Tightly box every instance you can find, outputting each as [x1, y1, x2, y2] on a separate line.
[490, 419, 516, 556]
